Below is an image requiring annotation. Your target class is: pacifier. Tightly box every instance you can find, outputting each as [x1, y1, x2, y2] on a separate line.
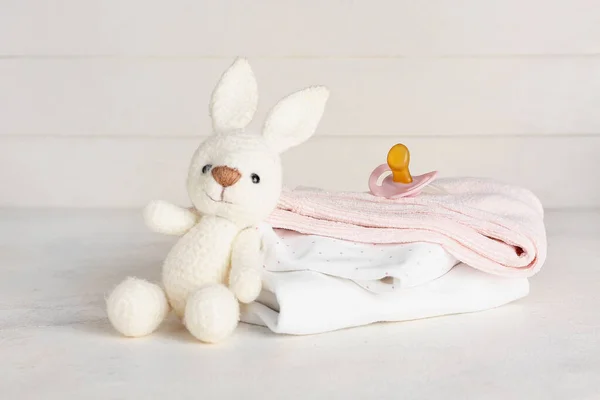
[368, 143, 438, 198]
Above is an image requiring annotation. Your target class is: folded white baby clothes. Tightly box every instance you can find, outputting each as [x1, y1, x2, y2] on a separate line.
[259, 225, 459, 293]
[240, 226, 529, 335]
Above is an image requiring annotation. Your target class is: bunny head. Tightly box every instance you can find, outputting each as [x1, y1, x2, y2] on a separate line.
[187, 58, 329, 227]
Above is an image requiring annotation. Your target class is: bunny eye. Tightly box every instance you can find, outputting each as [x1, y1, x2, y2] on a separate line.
[251, 173, 260, 184]
[202, 164, 212, 174]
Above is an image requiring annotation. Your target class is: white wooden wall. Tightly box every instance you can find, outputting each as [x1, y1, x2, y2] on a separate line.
[1, 0, 599, 209]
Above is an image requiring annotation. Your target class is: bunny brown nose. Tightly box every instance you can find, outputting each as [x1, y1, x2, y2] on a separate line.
[211, 166, 241, 187]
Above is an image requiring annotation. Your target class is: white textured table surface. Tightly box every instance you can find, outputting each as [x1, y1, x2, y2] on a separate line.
[1, 209, 599, 400]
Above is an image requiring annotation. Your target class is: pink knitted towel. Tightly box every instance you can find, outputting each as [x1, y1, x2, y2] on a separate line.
[266, 178, 547, 278]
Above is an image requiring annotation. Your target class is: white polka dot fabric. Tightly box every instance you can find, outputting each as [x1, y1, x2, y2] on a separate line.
[260, 225, 458, 293]
[240, 225, 530, 335]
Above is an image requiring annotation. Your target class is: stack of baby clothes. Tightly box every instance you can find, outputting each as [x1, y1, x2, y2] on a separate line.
[241, 178, 547, 335]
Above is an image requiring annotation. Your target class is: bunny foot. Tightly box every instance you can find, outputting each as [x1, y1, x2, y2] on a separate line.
[106, 277, 170, 337]
[184, 284, 239, 343]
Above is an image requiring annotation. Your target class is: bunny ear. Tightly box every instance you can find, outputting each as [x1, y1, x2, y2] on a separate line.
[262, 86, 329, 153]
[209, 58, 258, 133]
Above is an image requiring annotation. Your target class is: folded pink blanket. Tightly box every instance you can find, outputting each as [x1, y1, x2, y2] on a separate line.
[266, 178, 547, 278]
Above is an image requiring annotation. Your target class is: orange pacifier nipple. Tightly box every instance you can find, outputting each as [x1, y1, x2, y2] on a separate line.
[387, 144, 413, 184]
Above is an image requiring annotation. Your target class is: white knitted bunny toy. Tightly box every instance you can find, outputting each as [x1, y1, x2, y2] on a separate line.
[106, 58, 329, 343]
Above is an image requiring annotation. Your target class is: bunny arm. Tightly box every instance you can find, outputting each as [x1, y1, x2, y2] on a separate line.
[143, 200, 200, 236]
[229, 227, 263, 304]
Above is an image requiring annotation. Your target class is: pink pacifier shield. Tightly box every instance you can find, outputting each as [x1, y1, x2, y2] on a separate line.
[368, 164, 438, 198]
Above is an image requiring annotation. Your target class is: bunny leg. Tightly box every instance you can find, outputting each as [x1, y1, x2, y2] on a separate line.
[106, 277, 170, 337]
[184, 284, 239, 343]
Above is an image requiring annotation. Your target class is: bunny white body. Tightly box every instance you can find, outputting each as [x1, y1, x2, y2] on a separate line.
[106, 58, 329, 343]
[162, 216, 239, 315]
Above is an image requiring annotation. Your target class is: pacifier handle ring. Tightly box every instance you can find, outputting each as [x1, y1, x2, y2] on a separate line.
[368, 164, 393, 194]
